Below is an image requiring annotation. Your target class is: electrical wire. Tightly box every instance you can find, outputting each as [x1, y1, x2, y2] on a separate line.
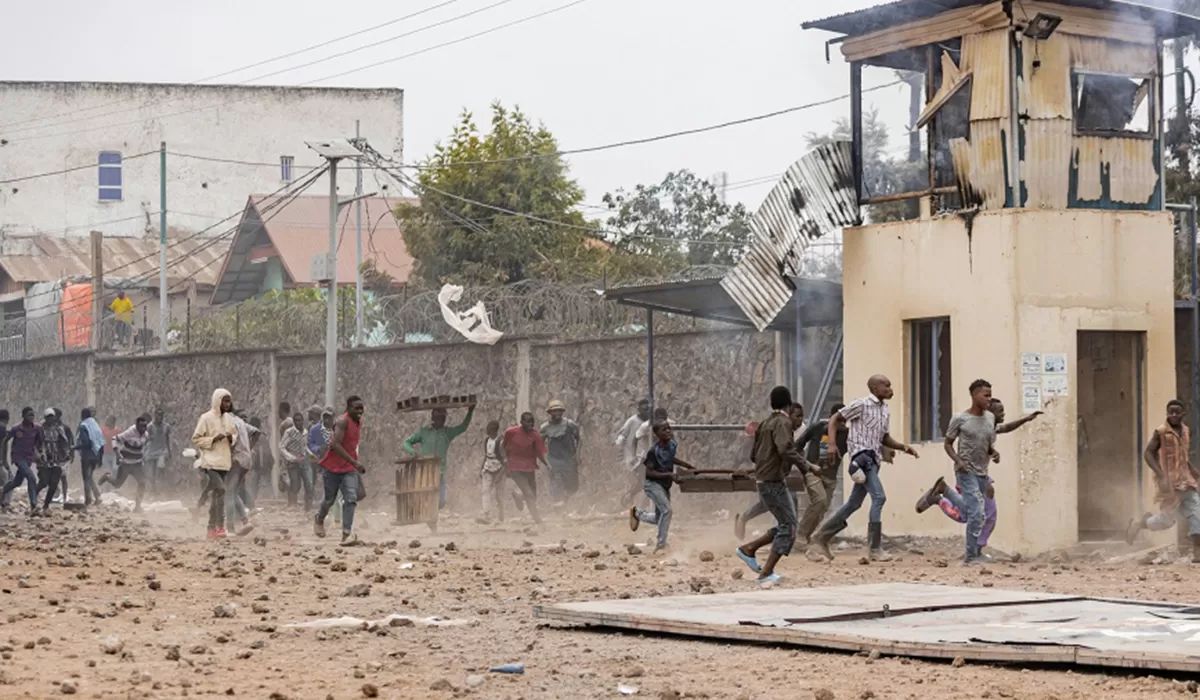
[5, 0, 588, 145]
[0, 150, 156, 185]
[0, 0, 467, 134]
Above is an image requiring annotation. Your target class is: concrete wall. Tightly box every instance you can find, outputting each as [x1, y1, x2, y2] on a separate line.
[0, 330, 814, 514]
[843, 209, 1176, 554]
[0, 81, 403, 238]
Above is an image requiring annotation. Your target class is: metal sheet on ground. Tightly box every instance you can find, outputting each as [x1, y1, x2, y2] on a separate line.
[532, 583, 1200, 672]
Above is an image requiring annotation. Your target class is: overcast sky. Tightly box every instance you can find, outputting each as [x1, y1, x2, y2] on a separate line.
[3, 0, 1193, 212]
[0, 0, 908, 210]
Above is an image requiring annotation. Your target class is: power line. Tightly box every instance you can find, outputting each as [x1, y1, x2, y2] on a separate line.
[0, 150, 156, 185]
[7, 0, 590, 145]
[0, 0, 467, 135]
[401, 79, 904, 170]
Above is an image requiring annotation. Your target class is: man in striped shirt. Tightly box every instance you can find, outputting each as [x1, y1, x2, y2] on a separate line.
[100, 413, 151, 513]
[810, 375, 919, 562]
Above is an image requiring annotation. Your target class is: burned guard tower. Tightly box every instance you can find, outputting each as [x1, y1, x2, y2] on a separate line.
[797, 1, 1200, 552]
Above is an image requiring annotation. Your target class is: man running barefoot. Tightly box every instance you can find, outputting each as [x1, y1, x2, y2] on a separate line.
[735, 387, 806, 584]
[314, 396, 366, 545]
[1126, 399, 1200, 561]
[628, 422, 695, 552]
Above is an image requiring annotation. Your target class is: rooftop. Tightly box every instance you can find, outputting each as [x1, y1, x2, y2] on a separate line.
[211, 194, 415, 304]
[0, 233, 230, 288]
[803, 0, 1200, 40]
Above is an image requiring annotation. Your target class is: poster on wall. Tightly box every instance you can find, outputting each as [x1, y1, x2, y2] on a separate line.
[1021, 352, 1042, 384]
[1043, 353, 1068, 375]
[1022, 384, 1042, 413]
[1043, 374, 1068, 397]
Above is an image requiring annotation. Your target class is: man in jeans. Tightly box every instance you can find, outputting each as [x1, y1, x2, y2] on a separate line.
[314, 396, 366, 544]
[76, 407, 104, 507]
[145, 409, 172, 495]
[628, 422, 695, 553]
[734, 388, 806, 584]
[812, 375, 920, 562]
[1126, 399, 1200, 561]
[2, 407, 44, 515]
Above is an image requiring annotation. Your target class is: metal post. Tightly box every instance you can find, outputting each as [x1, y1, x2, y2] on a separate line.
[235, 304, 241, 347]
[646, 309, 655, 413]
[60, 311, 66, 353]
[793, 296, 804, 408]
[159, 141, 168, 353]
[1136, 332, 1145, 509]
[1190, 198, 1199, 465]
[142, 305, 148, 356]
[325, 159, 340, 409]
[186, 297, 191, 352]
[850, 62, 863, 202]
[354, 120, 365, 347]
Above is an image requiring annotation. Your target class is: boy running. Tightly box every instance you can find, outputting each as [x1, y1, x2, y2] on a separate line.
[480, 420, 507, 523]
[628, 421, 695, 552]
[1125, 399, 1200, 561]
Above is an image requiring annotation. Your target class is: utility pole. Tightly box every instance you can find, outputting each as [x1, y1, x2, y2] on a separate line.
[306, 140, 377, 409]
[354, 120, 365, 347]
[90, 230, 103, 351]
[1175, 41, 1191, 176]
[159, 142, 168, 353]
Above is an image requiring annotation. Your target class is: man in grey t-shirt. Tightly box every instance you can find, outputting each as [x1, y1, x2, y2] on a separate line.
[943, 379, 998, 564]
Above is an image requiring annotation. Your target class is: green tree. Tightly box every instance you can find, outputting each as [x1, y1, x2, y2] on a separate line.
[805, 107, 925, 223]
[398, 103, 624, 286]
[600, 170, 751, 266]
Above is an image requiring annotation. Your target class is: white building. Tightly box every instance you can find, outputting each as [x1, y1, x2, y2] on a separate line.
[0, 81, 404, 238]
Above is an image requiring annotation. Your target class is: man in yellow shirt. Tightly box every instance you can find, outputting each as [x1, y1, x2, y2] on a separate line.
[109, 290, 134, 345]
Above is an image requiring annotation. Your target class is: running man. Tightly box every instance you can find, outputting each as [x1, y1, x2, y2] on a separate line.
[628, 421, 695, 553]
[735, 387, 806, 583]
[37, 408, 73, 513]
[541, 400, 582, 508]
[503, 412, 548, 525]
[616, 399, 651, 507]
[101, 414, 151, 513]
[480, 420, 507, 524]
[1125, 399, 1200, 561]
[314, 396, 366, 544]
[811, 375, 919, 562]
[1, 408, 43, 515]
[76, 407, 104, 507]
[735, 404, 805, 540]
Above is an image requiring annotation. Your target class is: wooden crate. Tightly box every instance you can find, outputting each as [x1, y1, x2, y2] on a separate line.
[676, 471, 807, 493]
[394, 456, 441, 527]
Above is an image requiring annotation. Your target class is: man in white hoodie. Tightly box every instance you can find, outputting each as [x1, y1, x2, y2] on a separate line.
[192, 389, 237, 540]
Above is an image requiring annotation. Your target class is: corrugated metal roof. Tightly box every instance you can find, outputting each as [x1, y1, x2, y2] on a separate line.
[1019, 33, 1072, 120]
[1067, 34, 1156, 73]
[0, 234, 230, 286]
[962, 29, 1009, 121]
[804, 0, 1200, 40]
[949, 118, 1008, 209]
[721, 142, 859, 332]
[211, 194, 415, 304]
[1023, 118, 1073, 209]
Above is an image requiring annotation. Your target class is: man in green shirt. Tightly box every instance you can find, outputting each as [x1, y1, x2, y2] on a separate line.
[403, 406, 474, 511]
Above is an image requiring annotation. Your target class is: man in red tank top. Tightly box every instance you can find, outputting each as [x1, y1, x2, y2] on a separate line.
[314, 396, 366, 544]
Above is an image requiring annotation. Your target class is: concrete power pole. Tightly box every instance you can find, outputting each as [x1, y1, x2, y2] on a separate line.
[354, 121, 365, 347]
[159, 142, 168, 353]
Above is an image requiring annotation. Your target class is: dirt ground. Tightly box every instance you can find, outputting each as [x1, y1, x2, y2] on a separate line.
[1, 493, 1198, 700]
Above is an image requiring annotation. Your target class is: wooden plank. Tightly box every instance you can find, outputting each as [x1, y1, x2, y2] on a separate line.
[397, 396, 477, 413]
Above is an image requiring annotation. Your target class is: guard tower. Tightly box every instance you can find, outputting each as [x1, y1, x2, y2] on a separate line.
[803, 0, 1200, 551]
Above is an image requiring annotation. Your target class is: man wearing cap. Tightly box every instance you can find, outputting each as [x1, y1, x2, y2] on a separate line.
[541, 400, 582, 508]
[403, 404, 475, 511]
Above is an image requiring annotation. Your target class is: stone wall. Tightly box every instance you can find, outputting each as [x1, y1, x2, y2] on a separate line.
[0, 330, 827, 514]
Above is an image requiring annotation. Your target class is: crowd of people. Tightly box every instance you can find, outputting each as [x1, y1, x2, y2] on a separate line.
[4, 374, 1196, 570]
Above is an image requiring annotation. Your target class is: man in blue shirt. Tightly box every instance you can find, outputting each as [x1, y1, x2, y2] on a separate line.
[2, 407, 44, 515]
[628, 422, 694, 552]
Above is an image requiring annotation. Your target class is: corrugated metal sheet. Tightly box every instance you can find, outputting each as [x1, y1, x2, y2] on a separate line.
[0, 235, 230, 287]
[1067, 35, 1157, 74]
[1019, 34, 1072, 120]
[949, 119, 1008, 209]
[1023, 119, 1073, 209]
[1073, 136, 1158, 204]
[720, 142, 859, 332]
[961, 28, 1009, 121]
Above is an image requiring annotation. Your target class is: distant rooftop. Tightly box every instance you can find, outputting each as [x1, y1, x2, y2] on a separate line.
[0, 80, 403, 96]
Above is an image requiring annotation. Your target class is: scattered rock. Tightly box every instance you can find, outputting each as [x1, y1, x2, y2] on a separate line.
[583, 550, 601, 559]
[213, 603, 236, 618]
[409, 540, 422, 549]
[951, 656, 966, 668]
[60, 680, 77, 695]
[688, 577, 712, 592]
[444, 542, 457, 552]
[731, 570, 743, 580]
[343, 584, 371, 598]
[430, 678, 454, 692]
[698, 551, 715, 562]
[814, 689, 835, 700]
[165, 646, 180, 661]
[624, 664, 645, 678]
[859, 691, 876, 700]
[858, 557, 870, 566]
[465, 674, 485, 688]
[933, 559, 948, 568]
[236, 650, 253, 660]
[361, 683, 379, 697]
[147, 580, 161, 591]
[867, 649, 881, 662]
[100, 636, 123, 655]
[251, 602, 270, 614]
